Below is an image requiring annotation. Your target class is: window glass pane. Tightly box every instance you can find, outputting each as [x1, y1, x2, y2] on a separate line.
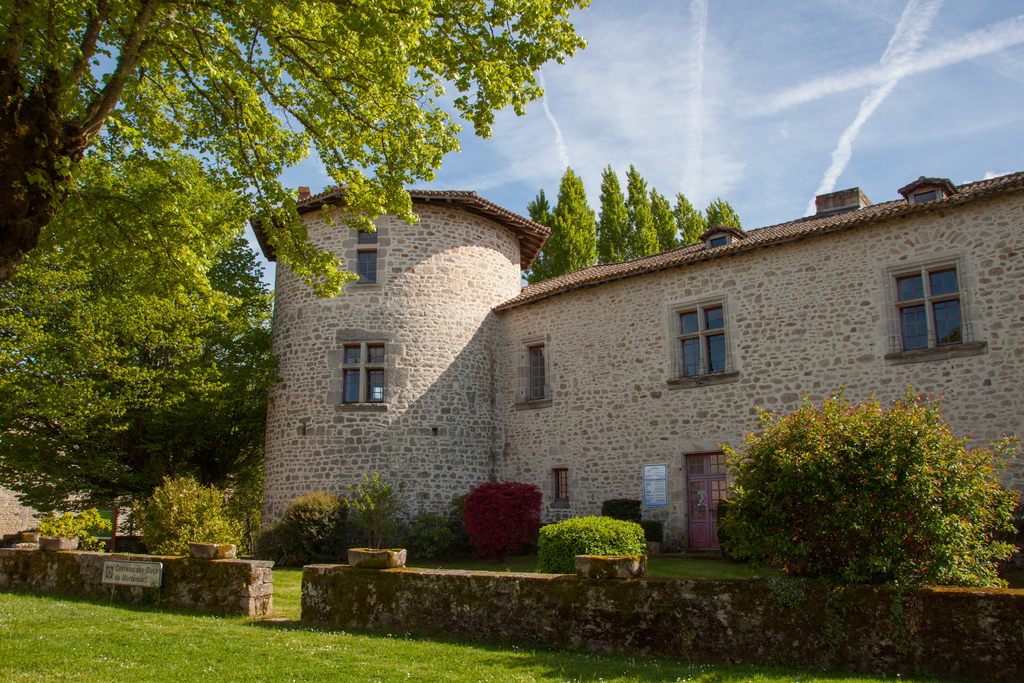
[704, 307, 724, 330]
[358, 251, 377, 283]
[682, 338, 700, 376]
[929, 269, 958, 296]
[529, 346, 545, 400]
[709, 237, 727, 248]
[913, 190, 937, 203]
[897, 275, 923, 301]
[933, 300, 962, 346]
[711, 453, 726, 475]
[688, 455, 705, 475]
[357, 230, 378, 244]
[554, 469, 569, 500]
[680, 311, 699, 335]
[344, 369, 360, 403]
[344, 346, 361, 364]
[901, 305, 928, 350]
[367, 369, 384, 402]
[367, 344, 385, 364]
[706, 334, 726, 372]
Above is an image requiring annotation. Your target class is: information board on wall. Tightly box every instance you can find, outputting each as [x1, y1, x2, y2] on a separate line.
[102, 560, 163, 588]
[643, 464, 669, 507]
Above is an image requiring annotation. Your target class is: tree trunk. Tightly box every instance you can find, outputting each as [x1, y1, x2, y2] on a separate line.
[0, 85, 86, 280]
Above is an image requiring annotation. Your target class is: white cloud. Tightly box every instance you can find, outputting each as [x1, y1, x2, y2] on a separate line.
[537, 73, 570, 172]
[753, 14, 1024, 116]
[806, 0, 943, 214]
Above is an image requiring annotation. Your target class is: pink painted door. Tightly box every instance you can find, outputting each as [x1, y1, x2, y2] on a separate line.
[687, 452, 728, 548]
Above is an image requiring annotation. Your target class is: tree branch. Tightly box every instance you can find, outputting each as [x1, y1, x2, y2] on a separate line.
[1, 0, 31, 90]
[70, 0, 110, 88]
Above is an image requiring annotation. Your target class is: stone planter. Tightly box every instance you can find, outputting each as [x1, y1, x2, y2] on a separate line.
[347, 548, 407, 569]
[20, 532, 40, 543]
[40, 537, 78, 552]
[574, 554, 647, 579]
[646, 541, 661, 557]
[187, 542, 237, 559]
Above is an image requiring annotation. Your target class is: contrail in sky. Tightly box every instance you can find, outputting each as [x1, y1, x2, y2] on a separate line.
[806, 0, 943, 214]
[537, 72, 569, 172]
[685, 0, 708, 207]
[758, 13, 1024, 117]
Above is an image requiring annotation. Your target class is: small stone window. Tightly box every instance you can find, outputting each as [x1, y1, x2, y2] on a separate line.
[898, 176, 956, 205]
[516, 335, 552, 408]
[698, 225, 745, 250]
[341, 342, 386, 403]
[553, 468, 569, 503]
[895, 267, 962, 350]
[357, 251, 377, 283]
[677, 305, 728, 376]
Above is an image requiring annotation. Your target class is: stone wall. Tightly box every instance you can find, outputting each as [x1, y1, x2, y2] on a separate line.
[262, 203, 523, 525]
[0, 548, 273, 616]
[0, 485, 38, 536]
[496, 192, 1024, 546]
[302, 565, 1024, 682]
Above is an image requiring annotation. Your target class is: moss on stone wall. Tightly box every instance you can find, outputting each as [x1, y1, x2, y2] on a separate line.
[303, 565, 1024, 681]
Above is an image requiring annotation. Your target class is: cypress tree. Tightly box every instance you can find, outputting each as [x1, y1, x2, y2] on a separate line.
[527, 189, 553, 226]
[705, 197, 742, 229]
[625, 165, 658, 259]
[673, 193, 707, 245]
[650, 188, 679, 252]
[596, 166, 628, 263]
[526, 168, 596, 283]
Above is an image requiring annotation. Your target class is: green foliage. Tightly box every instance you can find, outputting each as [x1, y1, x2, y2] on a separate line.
[0, 150, 274, 512]
[673, 193, 708, 245]
[538, 516, 647, 574]
[704, 197, 742, 229]
[716, 498, 733, 557]
[600, 499, 642, 524]
[0, 0, 590, 294]
[135, 476, 241, 556]
[226, 461, 264, 556]
[348, 473, 406, 549]
[38, 509, 111, 551]
[721, 391, 1019, 586]
[406, 514, 458, 561]
[640, 520, 665, 544]
[650, 189, 679, 252]
[527, 189, 553, 227]
[596, 166, 629, 264]
[624, 165, 658, 259]
[254, 491, 349, 566]
[527, 167, 597, 283]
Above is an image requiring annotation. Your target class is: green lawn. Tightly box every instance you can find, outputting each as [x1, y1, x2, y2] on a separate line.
[0, 590, 927, 683]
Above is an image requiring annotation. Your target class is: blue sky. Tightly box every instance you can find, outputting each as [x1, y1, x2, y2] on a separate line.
[252, 0, 1024, 288]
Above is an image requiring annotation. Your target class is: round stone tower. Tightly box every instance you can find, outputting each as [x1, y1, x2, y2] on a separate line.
[256, 190, 547, 523]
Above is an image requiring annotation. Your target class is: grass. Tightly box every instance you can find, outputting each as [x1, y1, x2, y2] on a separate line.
[0, 590, 926, 683]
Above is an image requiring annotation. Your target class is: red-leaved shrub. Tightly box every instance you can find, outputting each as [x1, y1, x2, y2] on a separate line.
[463, 481, 542, 560]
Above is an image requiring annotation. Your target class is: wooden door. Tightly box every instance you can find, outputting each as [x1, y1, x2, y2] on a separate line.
[687, 452, 728, 548]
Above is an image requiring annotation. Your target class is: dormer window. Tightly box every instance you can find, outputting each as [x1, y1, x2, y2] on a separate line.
[898, 177, 956, 206]
[698, 224, 745, 250]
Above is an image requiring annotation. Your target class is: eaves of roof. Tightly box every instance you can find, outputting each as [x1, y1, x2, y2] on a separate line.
[494, 171, 1024, 312]
[248, 188, 550, 271]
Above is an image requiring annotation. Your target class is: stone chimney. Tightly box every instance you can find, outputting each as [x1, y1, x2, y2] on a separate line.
[815, 187, 872, 216]
[298, 186, 311, 201]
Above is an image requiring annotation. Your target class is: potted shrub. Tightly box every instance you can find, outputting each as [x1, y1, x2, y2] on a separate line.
[38, 509, 111, 552]
[347, 473, 407, 568]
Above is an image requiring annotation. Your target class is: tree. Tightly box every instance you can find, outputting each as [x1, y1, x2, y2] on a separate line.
[526, 167, 596, 284]
[527, 189, 553, 227]
[625, 165, 658, 259]
[0, 1, 590, 294]
[673, 193, 707, 245]
[720, 391, 1020, 587]
[650, 188, 679, 252]
[596, 166, 628, 263]
[0, 150, 275, 512]
[705, 197, 742, 229]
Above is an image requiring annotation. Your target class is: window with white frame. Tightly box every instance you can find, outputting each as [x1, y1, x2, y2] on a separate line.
[894, 266, 963, 351]
[528, 346, 546, 400]
[517, 336, 551, 405]
[676, 304, 729, 377]
[342, 342, 386, 403]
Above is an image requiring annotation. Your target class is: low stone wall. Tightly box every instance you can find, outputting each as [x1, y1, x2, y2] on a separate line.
[303, 566, 1024, 682]
[0, 548, 272, 616]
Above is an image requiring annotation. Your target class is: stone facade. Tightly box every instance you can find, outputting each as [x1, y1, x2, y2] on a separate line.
[262, 202, 522, 523]
[0, 484, 38, 535]
[261, 176, 1024, 548]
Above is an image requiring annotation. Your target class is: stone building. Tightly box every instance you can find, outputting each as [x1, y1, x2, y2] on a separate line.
[257, 172, 1024, 549]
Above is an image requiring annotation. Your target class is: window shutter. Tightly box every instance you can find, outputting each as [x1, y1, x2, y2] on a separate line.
[544, 344, 554, 398]
[517, 351, 527, 402]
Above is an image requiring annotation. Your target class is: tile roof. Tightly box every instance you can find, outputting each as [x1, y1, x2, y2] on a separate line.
[250, 188, 550, 271]
[495, 171, 1024, 311]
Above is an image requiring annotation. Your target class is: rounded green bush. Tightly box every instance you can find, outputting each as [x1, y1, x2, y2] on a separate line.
[136, 476, 241, 556]
[254, 491, 348, 566]
[537, 516, 646, 574]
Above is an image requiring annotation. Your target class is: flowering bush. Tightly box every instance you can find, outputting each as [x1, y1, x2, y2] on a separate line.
[720, 390, 1019, 586]
[39, 508, 111, 551]
[135, 476, 241, 555]
[463, 481, 542, 561]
